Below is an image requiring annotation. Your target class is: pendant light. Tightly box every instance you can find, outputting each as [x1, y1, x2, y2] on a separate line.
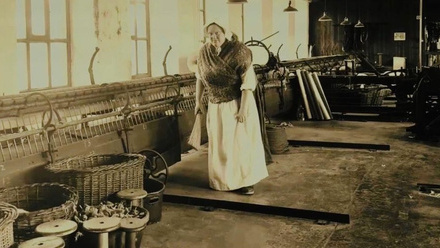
[340, 0, 351, 25]
[283, 1, 298, 12]
[354, 0, 364, 28]
[318, 0, 332, 22]
[227, 0, 247, 3]
[355, 20, 365, 28]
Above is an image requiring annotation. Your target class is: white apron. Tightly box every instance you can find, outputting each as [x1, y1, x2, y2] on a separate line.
[206, 68, 268, 191]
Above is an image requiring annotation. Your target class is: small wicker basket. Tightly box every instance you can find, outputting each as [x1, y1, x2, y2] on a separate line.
[46, 154, 146, 206]
[0, 202, 18, 248]
[266, 124, 289, 154]
[0, 183, 78, 243]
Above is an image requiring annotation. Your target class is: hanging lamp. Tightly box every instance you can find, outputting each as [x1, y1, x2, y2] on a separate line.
[340, 17, 351, 26]
[354, 0, 364, 28]
[227, 0, 247, 3]
[340, 0, 351, 25]
[354, 20, 365, 28]
[318, 0, 332, 22]
[283, 1, 298, 12]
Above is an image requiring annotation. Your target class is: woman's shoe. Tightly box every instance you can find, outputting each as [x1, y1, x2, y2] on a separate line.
[239, 186, 254, 195]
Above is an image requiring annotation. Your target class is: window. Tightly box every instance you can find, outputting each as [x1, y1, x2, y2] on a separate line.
[130, 0, 151, 77]
[16, 0, 71, 91]
[199, 0, 206, 44]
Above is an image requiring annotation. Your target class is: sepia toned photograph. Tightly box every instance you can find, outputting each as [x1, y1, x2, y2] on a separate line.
[0, 0, 439, 247]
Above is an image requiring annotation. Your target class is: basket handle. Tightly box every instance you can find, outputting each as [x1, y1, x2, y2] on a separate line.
[147, 196, 160, 205]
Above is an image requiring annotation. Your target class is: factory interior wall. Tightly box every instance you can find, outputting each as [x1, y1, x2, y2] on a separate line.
[0, 0, 309, 95]
[0, 0, 19, 95]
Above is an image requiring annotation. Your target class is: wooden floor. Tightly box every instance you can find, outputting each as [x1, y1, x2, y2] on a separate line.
[141, 120, 440, 248]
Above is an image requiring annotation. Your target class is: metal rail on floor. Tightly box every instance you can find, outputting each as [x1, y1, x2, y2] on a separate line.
[288, 140, 391, 151]
[163, 194, 350, 224]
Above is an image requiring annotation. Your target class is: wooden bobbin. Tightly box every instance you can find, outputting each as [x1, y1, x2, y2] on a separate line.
[35, 219, 78, 248]
[120, 218, 147, 248]
[82, 217, 120, 248]
[117, 189, 148, 207]
[18, 236, 65, 248]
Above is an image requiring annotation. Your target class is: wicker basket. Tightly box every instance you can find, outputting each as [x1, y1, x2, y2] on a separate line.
[46, 154, 146, 206]
[0, 183, 78, 242]
[266, 124, 289, 154]
[0, 202, 18, 248]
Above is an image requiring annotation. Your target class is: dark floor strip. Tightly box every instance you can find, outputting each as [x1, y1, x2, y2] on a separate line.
[288, 139, 391, 151]
[163, 194, 350, 224]
[417, 183, 440, 188]
[417, 183, 440, 194]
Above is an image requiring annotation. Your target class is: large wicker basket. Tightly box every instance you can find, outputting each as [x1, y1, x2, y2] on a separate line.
[0, 202, 18, 248]
[0, 183, 78, 242]
[46, 154, 146, 206]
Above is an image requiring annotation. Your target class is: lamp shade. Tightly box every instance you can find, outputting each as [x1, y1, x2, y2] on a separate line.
[227, 0, 247, 3]
[318, 12, 332, 22]
[354, 20, 365, 28]
[284, 1, 298, 12]
[340, 17, 351, 25]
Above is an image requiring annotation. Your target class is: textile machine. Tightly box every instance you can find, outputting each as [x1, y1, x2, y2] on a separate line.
[2, 50, 409, 188]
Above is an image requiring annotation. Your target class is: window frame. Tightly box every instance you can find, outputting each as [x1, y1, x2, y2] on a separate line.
[199, 0, 206, 44]
[16, 0, 71, 92]
[130, 0, 152, 78]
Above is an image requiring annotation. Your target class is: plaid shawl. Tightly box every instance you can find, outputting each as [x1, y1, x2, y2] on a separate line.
[198, 40, 252, 103]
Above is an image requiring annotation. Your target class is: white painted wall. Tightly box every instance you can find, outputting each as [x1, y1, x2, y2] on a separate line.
[177, 0, 199, 74]
[150, 0, 180, 76]
[70, 0, 98, 87]
[71, 0, 131, 86]
[205, 0, 229, 26]
[0, 0, 311, 95]
[248, 0, 310, 62]
[244, 0, 264, 42]
[93, 0, 132, 84]
[0, 0, 19, 95]
[294, 0, 310, 59]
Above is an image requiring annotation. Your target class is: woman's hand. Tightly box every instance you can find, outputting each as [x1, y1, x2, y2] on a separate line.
[195, 103, 204, 115]
[236, 89, 252, 123]
[235, 111, 246, 123]
[195, 78, 205, 115]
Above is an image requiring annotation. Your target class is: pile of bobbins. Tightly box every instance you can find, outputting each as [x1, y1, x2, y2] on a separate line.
[80, 188, 149, 248]
[18, 236, 65, 248]
[117, 188, 149, 248]
[18, 219, 78, 248]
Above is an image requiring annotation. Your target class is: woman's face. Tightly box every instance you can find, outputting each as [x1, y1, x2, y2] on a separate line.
[206, 24, 226, 48]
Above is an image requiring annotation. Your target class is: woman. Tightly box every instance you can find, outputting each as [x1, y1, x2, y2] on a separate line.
[194, 22, 268, 195]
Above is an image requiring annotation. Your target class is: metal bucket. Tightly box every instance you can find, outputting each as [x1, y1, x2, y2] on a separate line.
[143, 178, 165, 224]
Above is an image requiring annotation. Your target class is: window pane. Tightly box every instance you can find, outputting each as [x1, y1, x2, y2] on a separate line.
[31, 0, 45, 35]
[16, 43, 28, 91]
[131, 40, 137, 75]
[30, 43, 49, 89]
[49, 0, 66, 38]
[130, 4, 135, 36]
[137, 40, 147, 74]
[16, 0, 26, 39]
[50, 43, 68, 87]
[136, 3, 146, 38]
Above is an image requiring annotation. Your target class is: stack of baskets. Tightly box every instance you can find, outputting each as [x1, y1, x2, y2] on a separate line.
[0, 183, 78, 242]
[45, 154, 146, 206]
[0, 202, 18, 248]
